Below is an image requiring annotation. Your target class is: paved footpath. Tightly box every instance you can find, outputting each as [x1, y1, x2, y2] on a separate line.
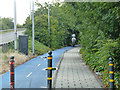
[54, 47, 103, 88]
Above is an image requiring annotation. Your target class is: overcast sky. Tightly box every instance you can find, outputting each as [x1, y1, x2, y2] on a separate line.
[0, 0, 62, 25]
[1, 0, 116, 25]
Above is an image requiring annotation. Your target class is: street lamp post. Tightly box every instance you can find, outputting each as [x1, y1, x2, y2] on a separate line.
[14, 0, 17, 50]
[48, 4, 50, 48]
[32, 0, 35, 55]
[30, 0, 31, 20]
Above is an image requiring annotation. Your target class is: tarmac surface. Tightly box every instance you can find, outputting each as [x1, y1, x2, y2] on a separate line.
[0, 30, 25, 45]
[54, 47, 103, 88]
[0, 46, 73, 89]
[0, 46, 103, 89]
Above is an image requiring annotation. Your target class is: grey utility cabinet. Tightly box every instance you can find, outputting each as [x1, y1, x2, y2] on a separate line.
[19, 35, 28, 55]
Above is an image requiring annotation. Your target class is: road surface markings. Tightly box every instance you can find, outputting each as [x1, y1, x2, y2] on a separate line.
[40, 56, 47, 61]
[40, 86, 47, 88]
[38, 64, 40, 67]
[26, 64, 41, 78]
[26, 72, 32, 78]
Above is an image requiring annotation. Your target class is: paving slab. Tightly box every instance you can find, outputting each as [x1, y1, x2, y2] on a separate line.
[54, 47, 103, 88]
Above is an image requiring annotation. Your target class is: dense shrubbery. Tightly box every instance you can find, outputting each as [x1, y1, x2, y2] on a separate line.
[28, 38, 51, 55]
[0, 17, 24, 30]
[5, 38, 51, 55]
[24, 2, 120, 88]
[58, 2, 120, 88]
[25, 15, 65, 49]
[80, 39, 120, 88]
[0, 17, 14, 30]
[25, 2, 80, 50]
[76, 2, 120, 88]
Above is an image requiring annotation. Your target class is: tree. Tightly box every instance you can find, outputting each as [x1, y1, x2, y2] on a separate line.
[1, 17, 14, 30]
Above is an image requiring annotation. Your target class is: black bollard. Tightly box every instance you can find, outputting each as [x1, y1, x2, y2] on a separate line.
[10, 56, 15, 90]
[47, 51, 52, 88]
[109, 57, 114, 90]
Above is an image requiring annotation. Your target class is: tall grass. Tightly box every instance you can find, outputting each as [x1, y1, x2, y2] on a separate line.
[0, 51, 32, 74]
[0, 38, 51, 75]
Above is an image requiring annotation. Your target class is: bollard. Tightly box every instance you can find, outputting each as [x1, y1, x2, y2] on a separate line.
[10, 56, 15, 90]
[47, 51, 52, 88]
[109, 57, 114, 90]
[44, 51, 56, 88]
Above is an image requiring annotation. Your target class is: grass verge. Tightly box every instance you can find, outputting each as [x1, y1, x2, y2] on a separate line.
[0, 38, 51, 75]
[0, 28, 25, 34]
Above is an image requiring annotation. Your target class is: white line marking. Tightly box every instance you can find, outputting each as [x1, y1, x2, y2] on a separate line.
[40, 86, 47, 88]
[43, 56, 47, 58]
[38, 64, 40, 67]
[26, 72, 32, 78]
[43, 69, 46, 71]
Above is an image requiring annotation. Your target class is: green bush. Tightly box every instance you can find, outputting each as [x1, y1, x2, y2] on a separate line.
[25, 15, 66, 49]
[5, 37, 51, 55]
[28, 38, 51, 55]
[80, 39, 120, 88]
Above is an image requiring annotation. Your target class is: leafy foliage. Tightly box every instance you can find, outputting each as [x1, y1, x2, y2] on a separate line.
[1, 17, 14, 30]
[25, 2, 78, 50]
[24, 2, 120, 88]
[0, 17, 24, 30]
[75, 2, 120, 88]
[28, 38, 51, 55]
